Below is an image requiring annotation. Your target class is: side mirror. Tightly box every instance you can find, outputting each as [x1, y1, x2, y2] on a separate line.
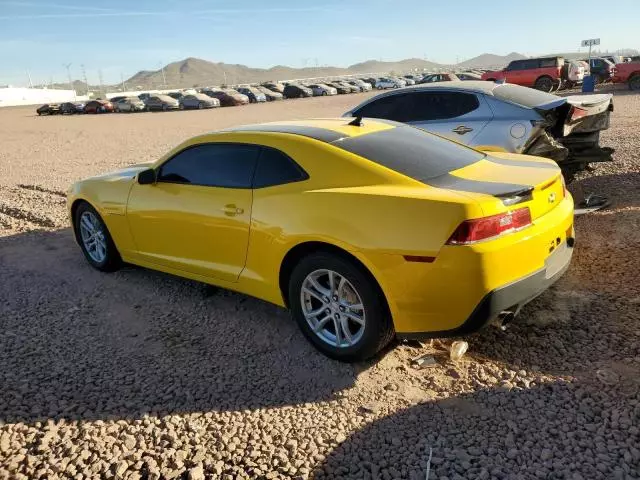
[137, 168, 156, 185]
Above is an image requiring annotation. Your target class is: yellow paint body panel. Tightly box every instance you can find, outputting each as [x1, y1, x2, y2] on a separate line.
[68, 119, 574, 336]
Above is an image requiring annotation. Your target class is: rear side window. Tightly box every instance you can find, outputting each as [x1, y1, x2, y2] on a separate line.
[158, 143, 259, 188]
[332, 125, 484, 182]
[409, 92, 479, 121]
[539, 58, 558, 68]
[252, 147, 308, 188]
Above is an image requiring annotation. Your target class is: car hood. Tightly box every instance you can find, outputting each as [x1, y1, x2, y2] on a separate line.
[91, 162, 153, 181]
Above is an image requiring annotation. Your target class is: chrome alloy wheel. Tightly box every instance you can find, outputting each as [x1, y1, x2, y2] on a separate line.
[300, 269, 366, 348]
[79, 211, 107, 263]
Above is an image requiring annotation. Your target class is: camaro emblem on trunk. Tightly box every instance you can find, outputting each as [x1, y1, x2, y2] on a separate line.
[548, 192, 556, 203]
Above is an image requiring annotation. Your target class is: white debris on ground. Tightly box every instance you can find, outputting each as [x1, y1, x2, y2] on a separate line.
[0, 90, 639, 479]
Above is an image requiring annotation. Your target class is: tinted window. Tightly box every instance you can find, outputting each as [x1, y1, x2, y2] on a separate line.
[332, 125, 484, 182]
[507, 60, 523, 71]
[539, 58, 557, 68]
[509, 60, 539, 70]
[355, 92, 479, 123]
[158, 144, 259, 188]
[407, 92, 479, 121]
[354, 95, 403, 119]
[252, 148, 308, 188]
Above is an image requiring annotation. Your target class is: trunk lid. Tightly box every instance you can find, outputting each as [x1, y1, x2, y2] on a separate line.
[562, 94, 613, 135]
[436, 153, 564, 221]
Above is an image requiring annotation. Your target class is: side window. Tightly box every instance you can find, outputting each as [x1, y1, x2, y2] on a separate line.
[252, 147, 308, 188]
[354, 95, 405, 120]
[407, 92, 480, 122]
[158, 144, 259, 188]
[506, 61, 522, 71]
[539, 58, 556, 68]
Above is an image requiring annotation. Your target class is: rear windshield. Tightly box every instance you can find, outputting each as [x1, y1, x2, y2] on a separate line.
[332, 125, 484, 182]
[492, 84, 560, 108]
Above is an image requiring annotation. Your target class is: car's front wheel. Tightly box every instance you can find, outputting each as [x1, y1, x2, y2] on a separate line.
[74, 202, 121, 272]
[289, 252, 394, 362]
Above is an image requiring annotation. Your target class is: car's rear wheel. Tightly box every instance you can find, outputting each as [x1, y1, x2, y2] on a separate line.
[629, 74, 640, 91]
[289, 252, 394, 362]
[534, 76, 554, 92]
[74, 202, 121, 272]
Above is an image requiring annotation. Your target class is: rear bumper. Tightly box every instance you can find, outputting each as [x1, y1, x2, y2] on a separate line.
[397, 239, 574, 340]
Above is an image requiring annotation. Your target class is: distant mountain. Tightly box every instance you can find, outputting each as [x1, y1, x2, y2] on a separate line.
[124, 57, 444, 89]
[348, 58, 442, 74]
[457, 52, 527, 69]
[540, 49, 640, 60]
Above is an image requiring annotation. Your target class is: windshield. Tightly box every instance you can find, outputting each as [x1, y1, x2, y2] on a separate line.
[493, 83, 561, 108]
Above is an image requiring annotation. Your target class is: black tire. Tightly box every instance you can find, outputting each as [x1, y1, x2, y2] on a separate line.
[629, 74, 640, 91]
[73, 202, 121, 272]
[162, 104, 168, 111]
[288, 252, 394, 362]
[198, 102, 203, 109]
[322, 91, 328, 96]
[534, 76, 554, 92]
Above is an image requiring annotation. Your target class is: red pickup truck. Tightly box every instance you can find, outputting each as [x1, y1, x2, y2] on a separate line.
[481, 57, 564, 92]
[612, 62, 640, 90]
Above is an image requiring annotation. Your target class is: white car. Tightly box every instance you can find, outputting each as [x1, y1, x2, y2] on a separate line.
[375, 77, 403, 89]
[307, 83, 338, 96]
[348, 79, 373, 91]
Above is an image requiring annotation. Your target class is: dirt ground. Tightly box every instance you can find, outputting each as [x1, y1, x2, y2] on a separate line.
[0, 90, 639, 480]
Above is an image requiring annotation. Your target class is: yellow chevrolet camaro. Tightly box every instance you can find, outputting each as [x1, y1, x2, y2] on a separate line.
[68, 118, 574, 361]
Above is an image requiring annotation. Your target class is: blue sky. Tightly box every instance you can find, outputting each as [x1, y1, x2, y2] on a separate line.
[0, 0, 638, 86]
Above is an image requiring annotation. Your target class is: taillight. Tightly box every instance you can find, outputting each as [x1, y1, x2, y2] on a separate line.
[446, 208, 532, 245]
[570, 106, 588, 121]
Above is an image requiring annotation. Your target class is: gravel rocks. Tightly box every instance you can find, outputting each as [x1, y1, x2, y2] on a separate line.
[0, 89, 639, 479]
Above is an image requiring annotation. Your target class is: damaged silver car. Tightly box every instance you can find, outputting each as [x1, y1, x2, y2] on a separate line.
[344, 81, 614, 179]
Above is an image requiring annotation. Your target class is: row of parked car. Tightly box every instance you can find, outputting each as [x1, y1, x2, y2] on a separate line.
[34, 79, 376, 115]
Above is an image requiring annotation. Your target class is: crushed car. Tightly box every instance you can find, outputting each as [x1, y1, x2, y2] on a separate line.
[344, 81, 614, 180]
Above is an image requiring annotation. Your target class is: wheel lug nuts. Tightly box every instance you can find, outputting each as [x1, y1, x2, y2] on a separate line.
[334, 313, 340, 319]
[325, 309, 330, 315]
[339, 306, 345, 312]
[332, 295, 338, 301]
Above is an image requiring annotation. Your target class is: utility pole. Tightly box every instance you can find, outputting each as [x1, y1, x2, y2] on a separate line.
[63, 63, 76, 99]
[159, 61, 166, 87]
[98, 69, 104, 97]
[80, 64, 88, 96]
[26, 70, 33, 88]
[121, 72, 126, 92]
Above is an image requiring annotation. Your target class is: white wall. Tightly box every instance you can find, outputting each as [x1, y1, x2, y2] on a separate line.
[0, 88, 89, 107]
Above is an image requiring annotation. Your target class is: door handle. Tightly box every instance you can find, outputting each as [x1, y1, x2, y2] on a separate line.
[221, 204, 244, 216]
[452, 125, 473, 135]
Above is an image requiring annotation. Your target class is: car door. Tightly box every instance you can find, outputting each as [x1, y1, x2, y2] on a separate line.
[126, 143, 259, 283]
[354, 91, 491, 146]
[403, 91, 492, 145]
